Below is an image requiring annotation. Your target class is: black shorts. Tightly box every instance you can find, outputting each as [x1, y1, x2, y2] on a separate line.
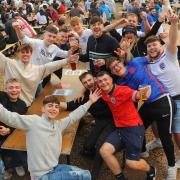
[105, 125, 145, 160]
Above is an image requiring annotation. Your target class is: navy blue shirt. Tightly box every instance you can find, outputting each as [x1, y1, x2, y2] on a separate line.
[116, 57, 169, 103]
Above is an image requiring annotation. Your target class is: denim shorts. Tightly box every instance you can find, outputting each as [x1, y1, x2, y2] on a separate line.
[172, 100, 180, 133]
[105, 125, 145, 160]
[39, 164, 91, 180]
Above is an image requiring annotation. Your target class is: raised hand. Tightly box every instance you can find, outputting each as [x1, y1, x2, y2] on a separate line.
[168, 12, 179, 25]
[89, 89, 102, 104]
[12, 22, 21, 29]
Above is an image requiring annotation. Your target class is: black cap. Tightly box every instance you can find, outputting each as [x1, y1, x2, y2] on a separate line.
[122, 25, 137, 36]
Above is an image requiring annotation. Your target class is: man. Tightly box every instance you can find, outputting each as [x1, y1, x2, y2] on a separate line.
[80, 16, 119, 75]
[12, 24, 70, 65]
[60, 71, 115, 179]
[0, 78, 27, 179]
[70, 2, 84, 18]
[0, 44, 78, 106]
[96, 71, 156, 180]
[0, 91, 101, 180]
[145, 13, 180, 173]
[70, 16, 92, 54]
[42, 27, 71, 87]
[108, 55, 177, 179]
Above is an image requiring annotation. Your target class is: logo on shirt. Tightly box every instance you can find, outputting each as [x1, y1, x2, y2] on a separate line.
[159, 62, 165, 70]
[129, 67, 135, 75]
[110, 97, 116, 104]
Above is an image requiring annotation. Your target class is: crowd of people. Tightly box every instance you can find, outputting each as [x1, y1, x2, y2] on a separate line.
[0, 0, 179, 180]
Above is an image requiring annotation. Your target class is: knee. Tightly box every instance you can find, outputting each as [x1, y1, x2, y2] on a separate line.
[126, 159, 139, 169]
[99, 143, 113, 158]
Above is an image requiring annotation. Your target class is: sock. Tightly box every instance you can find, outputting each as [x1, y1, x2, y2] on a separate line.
[115, 172, 126, 180]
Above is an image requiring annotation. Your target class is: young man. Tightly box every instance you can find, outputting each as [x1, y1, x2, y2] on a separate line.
[60, 71, 115, 179]
[0, 44, 78, 106]
[108, 56, 177, 179]
[42, 27, 71, 87]
[80, 16, 119, 75]
[144, 13, 180, 170]
[0, 78, 27, 179]
[96, 71, 155, 180]
[0, 90, 101, 180]
[70, 16, 92, 54]
[13, 23, 71, 65]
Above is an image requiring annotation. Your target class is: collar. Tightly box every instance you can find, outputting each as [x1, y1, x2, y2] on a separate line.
[108, 84, 115, 95]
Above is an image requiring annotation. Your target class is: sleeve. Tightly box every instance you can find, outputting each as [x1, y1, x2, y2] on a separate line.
[55, 46, 69, 58]
[164, 48, 178, 65]
[121, 86, 136, 102]
[0, 104, 34, 130]
[0, 52, 13, 71]
[67, 94, 89, 111]
[38, 58, 68, 79]
[59, 103, 90, 131]
[22, 35, 41, 49]
[110, 36, 120, 53]
[109, 29, 122, 43]
[138, 19, 162, 46]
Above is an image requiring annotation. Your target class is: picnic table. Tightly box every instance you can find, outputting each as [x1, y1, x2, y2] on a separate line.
[1, 68, 85, 164]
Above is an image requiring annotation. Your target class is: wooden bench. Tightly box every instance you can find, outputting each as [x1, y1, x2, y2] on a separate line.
[1, 68, 85, 164]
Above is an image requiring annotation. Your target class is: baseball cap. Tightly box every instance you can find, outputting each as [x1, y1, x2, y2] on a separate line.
[122, 25, 137, 36]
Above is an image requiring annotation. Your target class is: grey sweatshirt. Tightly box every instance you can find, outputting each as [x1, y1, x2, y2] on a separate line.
[0, 103, 90, 177]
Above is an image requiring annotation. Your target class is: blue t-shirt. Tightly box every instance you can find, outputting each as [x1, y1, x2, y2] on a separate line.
[141, 14, 154, 32]
[98, 4, 111, 20]
[116, 57, 169, 103]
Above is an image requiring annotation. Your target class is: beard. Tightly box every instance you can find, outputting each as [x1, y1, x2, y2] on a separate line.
[148, 50, 161, 60]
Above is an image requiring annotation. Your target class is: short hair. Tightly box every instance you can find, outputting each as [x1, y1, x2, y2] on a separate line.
[79, 71, 93, 82]
[59, 26, 69, 33]
[5, 78, 21, 87]
[17, 44, 33, 53]
[70, 16, 81, 26]
[90, 16, 103, 25]
[127, 13, 138, 21]
[144, 35, 161, 45]
[43, 95, 60, 105]
[45, 25, 58, 34]
[96, 71, 111, 78]
[106, 56, 119, 69]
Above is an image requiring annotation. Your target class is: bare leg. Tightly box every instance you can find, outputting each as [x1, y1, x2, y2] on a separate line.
[100, 142, 122, 175]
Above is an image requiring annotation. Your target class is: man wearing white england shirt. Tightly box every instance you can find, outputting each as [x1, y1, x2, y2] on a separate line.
[144, 12, 180, 178]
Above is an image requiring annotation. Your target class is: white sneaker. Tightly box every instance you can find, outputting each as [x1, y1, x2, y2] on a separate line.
[15, 166, 25, 176]
[175, 157, 180, 168]
[140, 151, 149, 158]
[3, 170, 12, 180]
[146, 138, 162, 152]
[166, 166, 177, 180]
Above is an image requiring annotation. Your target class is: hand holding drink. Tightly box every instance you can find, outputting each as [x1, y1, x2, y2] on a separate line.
[138, 85, 151, 100]
[68, 54, 79, 71]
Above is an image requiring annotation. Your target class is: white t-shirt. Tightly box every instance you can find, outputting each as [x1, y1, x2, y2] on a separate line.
[79, 29, 92, 54]
[147, 48, 180, 97]
[116, 28, 145, 38]
[23, 36, 68, 65]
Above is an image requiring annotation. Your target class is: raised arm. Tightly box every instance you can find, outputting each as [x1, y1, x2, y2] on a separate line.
[104, 18, 128, 32]
[12, 22, 25, 40]
[167, 13, 179, 53]
[0, 104, 34, 130]
[59, 89, 101, 130]
[40, 54, 79, 78]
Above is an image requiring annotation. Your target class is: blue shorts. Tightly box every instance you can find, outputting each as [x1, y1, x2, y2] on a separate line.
[172, 99, 180, 133]
[105, 125, 145, 160]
